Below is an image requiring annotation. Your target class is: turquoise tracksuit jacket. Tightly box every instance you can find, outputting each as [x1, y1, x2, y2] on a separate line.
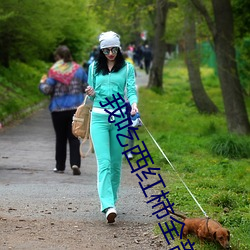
[87, 61, 138, 212]
[87, 62, 138, 109]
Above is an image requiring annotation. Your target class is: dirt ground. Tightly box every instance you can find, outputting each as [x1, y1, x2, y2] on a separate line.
[0, 215, 166, 250]
[0, 72, 174, 250]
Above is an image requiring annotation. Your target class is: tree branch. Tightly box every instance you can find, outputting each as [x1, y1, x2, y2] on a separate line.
[167, 1, 178, 9]
[190, 0, 216, 37]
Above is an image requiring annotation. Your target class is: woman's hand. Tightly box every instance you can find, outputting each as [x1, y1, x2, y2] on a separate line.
[131, 103, 138, 116]
[40, 74, 47, 83]
[85, 86, 96, 97]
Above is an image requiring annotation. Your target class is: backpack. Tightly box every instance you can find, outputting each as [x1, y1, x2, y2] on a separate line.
[72, 95, 93, 158]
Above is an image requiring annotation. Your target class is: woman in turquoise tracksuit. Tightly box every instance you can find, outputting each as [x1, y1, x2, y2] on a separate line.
[86, 31, 138, 223]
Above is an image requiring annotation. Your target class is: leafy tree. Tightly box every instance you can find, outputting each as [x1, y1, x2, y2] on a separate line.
[183, 1, 218, 114]
[164, 2, 184, 44]
[148, 0, 177, 89]
[190, 0, 250, 134]
[232, 0, 250, 95]
[232, 0, 250, 40]
[91, 0, 155, 47]
[0, 0, 99, 67]
[0, 0, 58, 66]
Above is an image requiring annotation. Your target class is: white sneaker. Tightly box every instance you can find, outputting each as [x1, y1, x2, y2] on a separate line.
[127, 152, 133, 159]
[53, 168, 64, 173]
[105, 207, 117, 223]
[72, 165, 81, 175]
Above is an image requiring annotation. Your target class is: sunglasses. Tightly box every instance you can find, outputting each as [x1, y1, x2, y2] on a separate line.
[102, 47, 119, 55]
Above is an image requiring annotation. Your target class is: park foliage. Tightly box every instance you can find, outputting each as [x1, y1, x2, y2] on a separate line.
[0, 1, 249, 248]
[137, 58, 249, 249]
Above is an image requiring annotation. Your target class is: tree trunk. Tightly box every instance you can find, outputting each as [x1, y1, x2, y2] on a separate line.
[147, 0, 169, 89]
[184, 4, 218, 114]
[190, 0, 250, 134]
[212, 0, 250, 134]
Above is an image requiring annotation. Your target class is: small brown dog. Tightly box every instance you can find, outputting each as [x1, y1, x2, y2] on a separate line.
[167, 209, 231, 249]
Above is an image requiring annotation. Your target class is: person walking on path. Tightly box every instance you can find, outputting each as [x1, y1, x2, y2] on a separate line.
[143, 44, 153, 75]
[39, 45, 88, 176]
[85, 31, 138, 223]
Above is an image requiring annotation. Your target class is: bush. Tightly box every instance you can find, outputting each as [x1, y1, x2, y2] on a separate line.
[210, 192, 237, 209]
[0, 60, 49, 123]
[210, 135, 250, 159]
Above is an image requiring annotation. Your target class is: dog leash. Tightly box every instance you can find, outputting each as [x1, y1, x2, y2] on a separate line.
[140, 118, 209, 218]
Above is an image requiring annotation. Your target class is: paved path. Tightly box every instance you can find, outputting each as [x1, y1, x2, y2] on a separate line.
[0, 68, 150, 222]
[135, 69, 149, 88]
[0, 71, 172, 249]
[0, 101, 153, 223]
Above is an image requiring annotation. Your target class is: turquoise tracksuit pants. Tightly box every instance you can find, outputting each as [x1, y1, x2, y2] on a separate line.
[90, 111, 127, 212]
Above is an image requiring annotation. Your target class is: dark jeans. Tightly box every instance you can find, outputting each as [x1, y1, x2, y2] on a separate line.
[51, 110, 80, 171]
[144, 59, 151, 74]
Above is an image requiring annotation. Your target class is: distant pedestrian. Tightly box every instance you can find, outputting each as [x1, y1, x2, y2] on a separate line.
[123, 51, 136, 76]
[85, 31, 138, 223]
[39, 45, 88, 175]
[134, 45, 144, 69]
[87, 46, 99, 70]
[143, 44, 152, 74]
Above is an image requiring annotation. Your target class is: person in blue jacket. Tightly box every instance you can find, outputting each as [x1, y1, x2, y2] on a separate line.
[85, 31, 138, 223]
[39, 45, 88, 176]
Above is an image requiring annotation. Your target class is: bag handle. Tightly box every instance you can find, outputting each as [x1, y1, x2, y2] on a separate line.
[79, 137, 94, 158]
[79, 95, 94, 158]
[83, 94, 88, 105]
[79, 111, 94, 158]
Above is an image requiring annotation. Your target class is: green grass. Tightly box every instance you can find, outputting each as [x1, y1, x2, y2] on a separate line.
[0, 60, 50, 123]
[136, 58, 250, 249]
[1, 57, 249, 249]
